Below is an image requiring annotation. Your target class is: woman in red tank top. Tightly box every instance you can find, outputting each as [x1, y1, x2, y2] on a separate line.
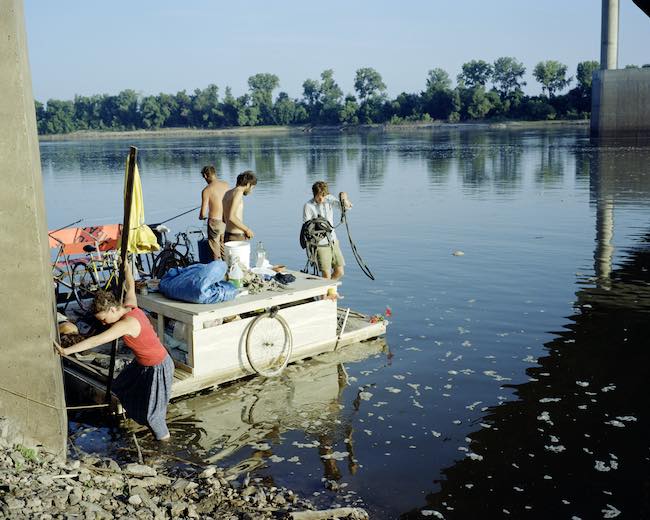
[56, 262, 174, 441]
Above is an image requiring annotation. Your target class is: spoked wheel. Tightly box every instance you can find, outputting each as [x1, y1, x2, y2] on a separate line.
[245, 308, 293, 377]
[72, 262, 98, 312]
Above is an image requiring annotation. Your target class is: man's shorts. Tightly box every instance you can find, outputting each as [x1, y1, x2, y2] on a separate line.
[316, 240, 345, 273]
[207, 218, 226, 260]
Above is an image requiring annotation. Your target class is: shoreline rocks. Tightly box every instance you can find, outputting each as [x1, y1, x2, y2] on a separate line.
[0, 434, 368, 520]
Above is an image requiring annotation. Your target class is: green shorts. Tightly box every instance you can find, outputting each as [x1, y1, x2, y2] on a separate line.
[316, 241, 345, 273]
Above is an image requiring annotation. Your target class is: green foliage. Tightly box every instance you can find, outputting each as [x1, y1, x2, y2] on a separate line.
[354, 67, 386, 104]
[457, 60, 493, 88]
[16, 444, 40, 463]
[533, 60, 571, 97]
[576, 61, 599, 92]
[493, 57, 526, 98]
[34, 57, 602, 134]
[273, 92, 298, 125]
[426, 68, 452, 92]
[466, 86, 493, 119]
[248, 73, 279, 125]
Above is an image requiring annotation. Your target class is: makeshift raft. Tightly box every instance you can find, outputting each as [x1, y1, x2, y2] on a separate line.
[63, 270, 386, 405]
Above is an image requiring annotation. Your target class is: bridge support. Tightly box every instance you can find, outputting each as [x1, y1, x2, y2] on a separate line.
[591, 0, 650, 141]
[0, 0, 67, 457]
[591, 68, 650, 141]
[600, 0, 619, 70]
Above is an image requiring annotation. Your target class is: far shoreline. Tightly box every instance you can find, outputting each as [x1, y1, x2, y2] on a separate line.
[38, 119, 589, 142]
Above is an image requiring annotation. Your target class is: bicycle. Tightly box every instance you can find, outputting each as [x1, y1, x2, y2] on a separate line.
[245, 306, 293, 377]
[50, 234, 79, 310]
[71, 245, 120, 312]
[150, 225, 204, 279]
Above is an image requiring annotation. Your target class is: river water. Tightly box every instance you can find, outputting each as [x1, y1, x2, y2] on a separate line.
[41, 127, 650, 519]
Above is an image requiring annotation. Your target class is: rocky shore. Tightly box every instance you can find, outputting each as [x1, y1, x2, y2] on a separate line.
[0, 433, 368, 519]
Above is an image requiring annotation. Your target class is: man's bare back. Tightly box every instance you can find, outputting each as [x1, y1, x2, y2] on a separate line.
[201, 180, 229, 220]
[223, 187, 244, 234]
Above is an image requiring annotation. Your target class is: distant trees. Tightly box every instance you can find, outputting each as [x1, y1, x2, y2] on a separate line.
[533, 61, 571, 97]
[35, 57, 601, 134]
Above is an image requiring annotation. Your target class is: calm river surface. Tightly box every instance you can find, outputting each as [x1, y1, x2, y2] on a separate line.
[41, 127, 650, 519]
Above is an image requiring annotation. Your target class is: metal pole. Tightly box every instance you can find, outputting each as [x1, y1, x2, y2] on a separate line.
[105, 146, 138, 403]
[600, 0, 619, 70]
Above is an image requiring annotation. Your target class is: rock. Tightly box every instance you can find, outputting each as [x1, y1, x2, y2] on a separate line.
[130, 475, 172, 489]
[170, 500, 188, 517]
[69, 486, 83, 506]
[9, 451, 25, 468]
[195, 495, 222, 514]
[3, 496, 25, 510]
[84, 488, 104, 502]
[273, 494, 287, 506]
[105, 459, 121, 473]
[79, 500, 111, 519]
[53, 490, 69, 510]
[37, 474, 55, 487]
[129, 495, 143, 506]
[241, 485, 256, 497]
[199, 465, 217, 479]
[125, 463, 157, 477]
[67, 459, 81, 470]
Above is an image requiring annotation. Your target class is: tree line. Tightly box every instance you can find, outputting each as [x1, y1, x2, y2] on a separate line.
[35, 58, 650, 135]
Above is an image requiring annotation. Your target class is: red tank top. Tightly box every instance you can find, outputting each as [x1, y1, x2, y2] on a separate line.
[123, 307, 168, 366]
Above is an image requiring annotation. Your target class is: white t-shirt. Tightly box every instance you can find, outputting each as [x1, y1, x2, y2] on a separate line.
[302, 194, 342, 245]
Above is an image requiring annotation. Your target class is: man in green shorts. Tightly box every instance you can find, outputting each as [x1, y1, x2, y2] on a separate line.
[302, 181, 352, 280]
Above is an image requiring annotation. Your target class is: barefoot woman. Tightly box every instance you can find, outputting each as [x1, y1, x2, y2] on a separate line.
[56, 262, 174, 441]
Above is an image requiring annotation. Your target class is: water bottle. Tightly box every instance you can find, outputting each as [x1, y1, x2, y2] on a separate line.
[228, 257, 243, 288]
[255, 241, 267, 268]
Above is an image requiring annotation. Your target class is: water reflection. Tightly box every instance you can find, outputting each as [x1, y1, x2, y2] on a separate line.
[123, 340, 387, 480]
[399, 148, 650, 519]
[401, 232, 650, 519]
[44, 128, 650, 517]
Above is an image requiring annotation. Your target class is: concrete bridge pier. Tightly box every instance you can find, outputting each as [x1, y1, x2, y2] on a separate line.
[591, 0, 650, 141]
[0, 0, 67, 457]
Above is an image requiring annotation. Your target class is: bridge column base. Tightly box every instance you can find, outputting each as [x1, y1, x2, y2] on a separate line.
[591, 69, 650, 143]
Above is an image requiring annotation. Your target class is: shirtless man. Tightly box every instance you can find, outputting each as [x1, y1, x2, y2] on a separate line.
[199, 165, 229, 260]
[223, 170, 257, 243]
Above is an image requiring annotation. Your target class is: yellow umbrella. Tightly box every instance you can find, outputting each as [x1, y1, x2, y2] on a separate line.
[124, 157, 160, 254]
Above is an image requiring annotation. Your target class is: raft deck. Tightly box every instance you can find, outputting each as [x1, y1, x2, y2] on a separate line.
[63, 270, 386, 403]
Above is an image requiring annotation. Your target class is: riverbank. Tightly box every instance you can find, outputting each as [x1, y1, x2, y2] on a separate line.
[38, 119, 589, 142]
[0, 420, 368, 520]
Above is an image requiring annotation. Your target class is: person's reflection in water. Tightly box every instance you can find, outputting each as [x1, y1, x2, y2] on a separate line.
[344, 425, 359, 476]
[318, 434, 343, 481]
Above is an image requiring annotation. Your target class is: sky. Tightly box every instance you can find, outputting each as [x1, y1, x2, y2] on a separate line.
[24, 0, 650, 102]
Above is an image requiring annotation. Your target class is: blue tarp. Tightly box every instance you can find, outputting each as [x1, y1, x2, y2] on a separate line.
[159, 261, 238, 304]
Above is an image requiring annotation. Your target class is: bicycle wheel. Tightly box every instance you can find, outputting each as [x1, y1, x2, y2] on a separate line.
[245, 310, 293, 377]
[151, 250, 185, 279]
[72, 262, 98, 312]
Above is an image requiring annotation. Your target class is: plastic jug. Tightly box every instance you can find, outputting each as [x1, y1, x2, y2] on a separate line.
[255, 241, 267, 268]
[228, 258, 244, 288]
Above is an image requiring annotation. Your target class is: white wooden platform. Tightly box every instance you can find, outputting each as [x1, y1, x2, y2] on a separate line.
[63, 270, 387, 403]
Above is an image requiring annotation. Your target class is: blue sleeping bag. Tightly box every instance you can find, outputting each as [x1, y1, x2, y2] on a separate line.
[159, 261, 238, 304]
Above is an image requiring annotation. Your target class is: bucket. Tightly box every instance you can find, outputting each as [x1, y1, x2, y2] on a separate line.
[224, 240, 250, 269]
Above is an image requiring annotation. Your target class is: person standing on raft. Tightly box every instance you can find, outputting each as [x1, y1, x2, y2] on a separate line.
[55, 262, 174, 441]
[199, 165, 229, 260]
[303, 181, 352, 280]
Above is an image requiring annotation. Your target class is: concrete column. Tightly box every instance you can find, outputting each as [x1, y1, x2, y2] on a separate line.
[600, 0, 619, 70]
[0, 0, 67, 457]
